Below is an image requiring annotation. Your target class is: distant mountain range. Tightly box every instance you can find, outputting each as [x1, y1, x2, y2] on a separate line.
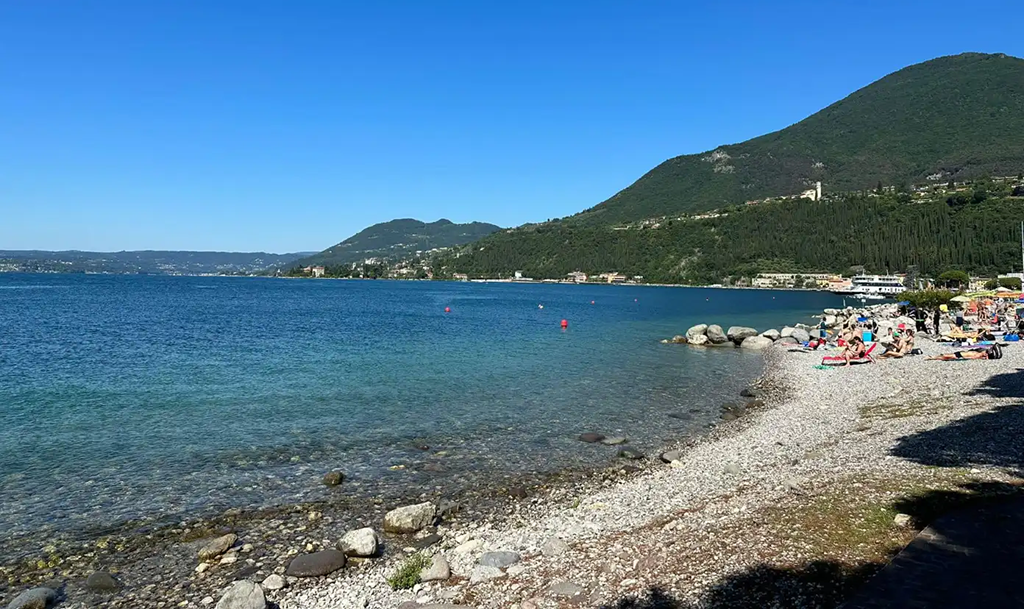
[0, 250, 311, 275]
[294, 218, 501, 267]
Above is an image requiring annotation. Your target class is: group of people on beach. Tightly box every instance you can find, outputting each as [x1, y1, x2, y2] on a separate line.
[804, 297, 1023, 366]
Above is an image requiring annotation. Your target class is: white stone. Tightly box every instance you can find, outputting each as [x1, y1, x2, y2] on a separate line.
[261, 574, 286, 591]
[339, 527, 379, 557]
[384, 502, 436, 534]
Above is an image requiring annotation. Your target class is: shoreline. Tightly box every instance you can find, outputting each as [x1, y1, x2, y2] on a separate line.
[8, 302, 1018, 608]
[279, 333, 1024, 608]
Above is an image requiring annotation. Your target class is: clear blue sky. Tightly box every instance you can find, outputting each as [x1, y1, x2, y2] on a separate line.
[2, 1, 1022, 253]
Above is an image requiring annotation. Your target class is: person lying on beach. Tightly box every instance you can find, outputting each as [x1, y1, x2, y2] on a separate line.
[838, 336, 867, 366]
[927, 344, 1002, 361]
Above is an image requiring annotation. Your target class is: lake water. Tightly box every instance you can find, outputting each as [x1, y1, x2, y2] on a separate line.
[0, 274, 846, 558]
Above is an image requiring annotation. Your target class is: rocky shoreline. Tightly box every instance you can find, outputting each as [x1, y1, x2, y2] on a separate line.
[6, 301, 1022, 609]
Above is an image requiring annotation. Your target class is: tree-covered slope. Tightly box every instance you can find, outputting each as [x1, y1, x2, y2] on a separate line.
[298, 218, 501, 266]
[576, 52, 1024, 225]
[440, 180, 1024, 283]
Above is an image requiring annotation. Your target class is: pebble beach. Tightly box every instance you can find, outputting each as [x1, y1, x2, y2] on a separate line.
[6, 306, 1024, 609]
[272, 335, 1023, 609]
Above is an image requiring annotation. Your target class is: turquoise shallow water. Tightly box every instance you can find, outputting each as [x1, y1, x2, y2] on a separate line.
[0, 274, 846, 556]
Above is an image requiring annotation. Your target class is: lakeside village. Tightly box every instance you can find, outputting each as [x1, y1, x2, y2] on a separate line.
[294, 175, 1024, 293]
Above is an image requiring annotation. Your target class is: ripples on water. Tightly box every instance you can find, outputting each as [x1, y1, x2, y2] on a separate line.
[0, 274, 847, 554]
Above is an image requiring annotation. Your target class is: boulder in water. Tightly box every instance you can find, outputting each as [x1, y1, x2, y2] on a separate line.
[706, 324, 729, 344]
[685, 324, 708, 341]
[760, 328, 781, 341]
[740, 336, 773, 350]
[578, 432, 605, 443]
[688, 334, 710, 346]
[726, 326, 758, 344]
[6, 588, 56, 609]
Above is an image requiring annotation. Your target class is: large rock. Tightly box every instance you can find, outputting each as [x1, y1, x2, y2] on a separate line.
[777, 336, 799, 345]
[688, 334, 709, 346]
[760, 328, 781, 341]
[383, 502, 436, 534]
[660, 449, 684, 463]
[671, 335, 687, 344]
[6, 588, 56, 609]
[322, 471, 345, 487]
[706, 324, 728, 344]
[199, 533, 238, 560]
[261, 574, 286, 591]
[726, 326, 758, 344]
[478, 551, 520, 569]
[420, 554, 451, 582]
[285, 550, 347, 577]
[577, 432, 605, 443]
[740, 336, 773, 350]
[215, 580, 266, 609]
[85, 571, 119, 592]
[823, 314, 839, 328]
[338, 527, 379, 557]
[781, 327, 810, 343]
[685, 324, 708, 341]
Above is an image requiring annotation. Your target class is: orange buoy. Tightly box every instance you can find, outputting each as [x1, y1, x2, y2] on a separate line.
[444, 307, 450, 313]
[560, 319, 568, 329]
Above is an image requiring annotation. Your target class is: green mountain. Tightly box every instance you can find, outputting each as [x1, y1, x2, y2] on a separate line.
[297, 218, 501, 267]
[576, 52, 1024, 225]
[439, 53, 1024, 284]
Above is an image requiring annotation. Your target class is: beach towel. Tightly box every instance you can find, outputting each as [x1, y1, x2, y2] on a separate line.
[819, 339, 876, 364]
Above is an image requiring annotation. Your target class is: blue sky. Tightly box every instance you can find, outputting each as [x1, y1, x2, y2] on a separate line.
[2, 1, 1022, 253]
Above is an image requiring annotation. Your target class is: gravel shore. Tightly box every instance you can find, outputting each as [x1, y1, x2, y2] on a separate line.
[279, 337, 1024, 609]
[6, 334, 1022, 609]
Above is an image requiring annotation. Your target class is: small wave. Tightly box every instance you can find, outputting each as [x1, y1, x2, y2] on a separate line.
[0, 285, 69, 290]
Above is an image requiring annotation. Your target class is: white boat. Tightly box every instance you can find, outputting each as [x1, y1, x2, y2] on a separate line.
[854, 293, 886, 301]
[833, 274, 905, 296]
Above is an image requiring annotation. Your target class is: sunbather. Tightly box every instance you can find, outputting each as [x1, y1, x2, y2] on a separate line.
[838, 336, 867, 366]
[927, 344, 1002, 360]
[880, 330, 915, 358]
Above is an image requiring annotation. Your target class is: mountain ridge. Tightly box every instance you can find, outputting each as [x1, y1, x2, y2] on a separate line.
[573, 52, 1024, 225]
[296, 218, 501, 267]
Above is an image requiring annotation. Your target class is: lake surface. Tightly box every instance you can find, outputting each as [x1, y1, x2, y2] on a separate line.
[0, 274, 846, 558]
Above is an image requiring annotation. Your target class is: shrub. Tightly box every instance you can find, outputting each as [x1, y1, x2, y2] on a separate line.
[387, 553, 429, 590]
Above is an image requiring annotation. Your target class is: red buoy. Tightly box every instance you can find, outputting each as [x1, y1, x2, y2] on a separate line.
[591, 300, 595, 305]
[560, 319, 568, 329]
[444, 307, 451, 313]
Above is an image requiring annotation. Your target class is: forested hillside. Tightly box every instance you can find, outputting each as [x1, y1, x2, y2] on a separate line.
[296, 218, 500, 266]
[440, 180, 1024, 283]
[574, 53, 1024, 225]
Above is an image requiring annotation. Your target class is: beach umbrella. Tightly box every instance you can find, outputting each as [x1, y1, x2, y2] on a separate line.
[996, 286, 1013, 293]
[950, 295, 972, 303]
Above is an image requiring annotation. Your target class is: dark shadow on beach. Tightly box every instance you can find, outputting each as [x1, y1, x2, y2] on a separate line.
[890, 399, 1024, 476]
[597, 560, 885, 609]
[599, 483, 1024, 609]
[967, 366, 1024, 399]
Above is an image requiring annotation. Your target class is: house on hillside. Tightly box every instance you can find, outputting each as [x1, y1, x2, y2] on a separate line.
[800, 181, 823, 201]
[567, 271, 587, 283]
